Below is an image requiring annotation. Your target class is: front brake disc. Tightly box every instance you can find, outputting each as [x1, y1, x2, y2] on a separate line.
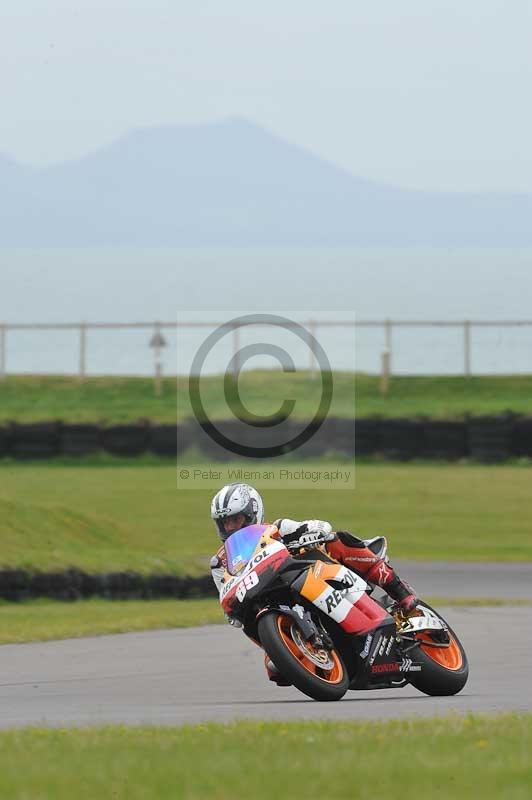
[290, 624, 335, 670]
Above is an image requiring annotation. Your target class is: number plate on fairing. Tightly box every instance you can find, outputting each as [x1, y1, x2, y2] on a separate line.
[220, 541, 286, 602]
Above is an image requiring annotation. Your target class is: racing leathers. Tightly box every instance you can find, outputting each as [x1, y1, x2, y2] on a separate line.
[210, 518, 418, 685]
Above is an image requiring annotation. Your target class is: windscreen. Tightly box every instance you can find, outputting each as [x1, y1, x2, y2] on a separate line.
[224, 524, 269, 576]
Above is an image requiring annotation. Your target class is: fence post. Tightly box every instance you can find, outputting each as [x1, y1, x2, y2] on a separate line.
[385, 319, 393, 374]
[149, 322, 167, 396]
[0, 324, 5, 380]
[464, 321, 471, 377]
[308, 319, 317, 377]
[232, 320, 240, 377]
[79, 323, 87, 382]
[380, 350, 390, 395]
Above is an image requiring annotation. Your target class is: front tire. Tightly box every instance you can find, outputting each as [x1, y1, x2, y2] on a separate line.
[258, 611, 349, 701]
[406, 604, 469, 696]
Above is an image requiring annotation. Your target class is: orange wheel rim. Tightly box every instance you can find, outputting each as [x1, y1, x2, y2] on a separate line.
[416, 630, 463, 670]
[276, 615, 344, 684]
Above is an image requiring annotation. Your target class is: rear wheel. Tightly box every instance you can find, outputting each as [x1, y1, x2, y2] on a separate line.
[406, 605, 469, 696]
[258, 611, 349, 701]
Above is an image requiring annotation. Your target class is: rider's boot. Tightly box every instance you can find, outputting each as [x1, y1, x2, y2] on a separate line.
[264, 655, 292, 686]
[365, 559, 418, 612]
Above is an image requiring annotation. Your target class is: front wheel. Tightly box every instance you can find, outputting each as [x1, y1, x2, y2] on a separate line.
[257, 611, 349, 701]
[406, 604, 469, 696]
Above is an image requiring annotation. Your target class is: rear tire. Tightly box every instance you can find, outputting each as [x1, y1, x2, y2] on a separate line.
[407, 604, 469, 696]
[258, 611, 349, 701]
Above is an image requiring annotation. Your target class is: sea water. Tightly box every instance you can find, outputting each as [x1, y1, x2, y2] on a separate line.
[1, 246, 531, 376]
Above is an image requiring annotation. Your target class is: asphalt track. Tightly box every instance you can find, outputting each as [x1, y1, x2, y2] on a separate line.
[393, 560, 532, 600]
[1, 602, 531, 729]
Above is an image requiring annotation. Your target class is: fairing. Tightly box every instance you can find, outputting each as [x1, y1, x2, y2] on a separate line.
[224, 524, 270, 575]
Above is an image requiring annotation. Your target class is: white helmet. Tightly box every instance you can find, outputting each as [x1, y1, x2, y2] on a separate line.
[211, 483, 264, 540]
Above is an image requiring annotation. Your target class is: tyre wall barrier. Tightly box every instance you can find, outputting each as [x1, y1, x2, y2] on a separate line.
[149, 424, 184, 457]
[352, 419, 377, 457]
[0, 426, 8, 458]
[288, 418, 334, 459]
[61, 424, 100, 456]
[466, 415, 514, 463]
[8, 422, 61, 459]
[0, 415, 530, 462]
[0, 569, 218, 601]
[185, 416, 301, 459]
[512, 417, 532, 458]
[377, 419, 426, 460]
[99, 423, 150, 457]
[422, 420, 468, 460]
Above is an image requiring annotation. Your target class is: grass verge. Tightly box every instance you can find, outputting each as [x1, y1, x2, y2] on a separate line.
[1, 597, 530, 645]
[424, 597, 532, 607]
[1, 462, 532, 572]
[2, 372, 532, 422]
[0, 714, 530, 799]
[0, 599, 222, 644]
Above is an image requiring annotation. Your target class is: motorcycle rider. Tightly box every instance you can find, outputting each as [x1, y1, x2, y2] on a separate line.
[209, 482, 418, 685]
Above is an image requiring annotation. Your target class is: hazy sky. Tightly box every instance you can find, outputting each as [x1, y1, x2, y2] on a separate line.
[2, 0, 531, 192]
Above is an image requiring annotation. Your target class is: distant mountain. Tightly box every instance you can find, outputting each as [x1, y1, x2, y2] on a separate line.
[1, 119, 530, 246]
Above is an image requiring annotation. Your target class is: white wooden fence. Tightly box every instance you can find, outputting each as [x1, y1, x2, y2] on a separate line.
[1, 319, 532, 379]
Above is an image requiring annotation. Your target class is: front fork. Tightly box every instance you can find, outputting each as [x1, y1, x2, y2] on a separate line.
[255, 603, 332, 650]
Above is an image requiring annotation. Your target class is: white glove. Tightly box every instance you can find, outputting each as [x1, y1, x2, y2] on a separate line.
[276, 518, 333, 538]
[302, 520, 334, 538]
[279, 519, 335, 551]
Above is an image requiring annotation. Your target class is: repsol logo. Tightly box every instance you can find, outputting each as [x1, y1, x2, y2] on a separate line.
[324, 574, 356, 612]
[242, 548, 271, 575]
[325, 589, 344, 613]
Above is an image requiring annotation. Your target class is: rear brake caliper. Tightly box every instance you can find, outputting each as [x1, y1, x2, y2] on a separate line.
[395, 608, 451, 649]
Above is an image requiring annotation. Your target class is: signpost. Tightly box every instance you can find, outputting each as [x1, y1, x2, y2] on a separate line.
[149, 324, 167, 396]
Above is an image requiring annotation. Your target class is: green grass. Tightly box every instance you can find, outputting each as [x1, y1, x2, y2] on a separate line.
[0, 598, 222, 644]
[1, 372, 532, 422]
[0, 715, 530, 799]
[0, 597, 530, 645]
[1, 461, 532, 572]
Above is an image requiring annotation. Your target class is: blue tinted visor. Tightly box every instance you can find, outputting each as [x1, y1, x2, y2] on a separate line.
[224, 524, 269, 576]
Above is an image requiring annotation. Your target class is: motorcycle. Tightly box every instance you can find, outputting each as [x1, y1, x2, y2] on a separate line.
[219, 523, 469, 701]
